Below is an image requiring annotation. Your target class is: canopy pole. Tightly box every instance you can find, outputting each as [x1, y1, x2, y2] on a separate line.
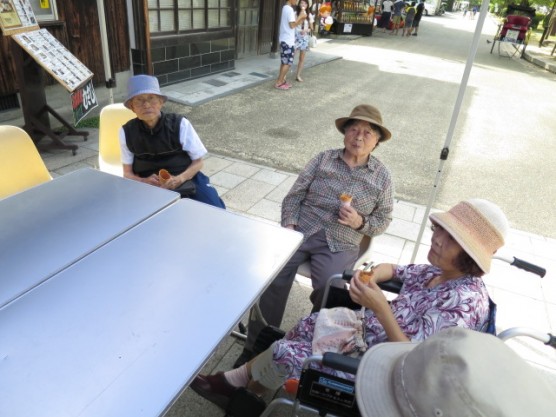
[97, 0, 114, 104]
[410, 1, 491, 262]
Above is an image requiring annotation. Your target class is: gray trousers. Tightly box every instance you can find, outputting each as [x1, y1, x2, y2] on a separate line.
[245, 230, 358, 350]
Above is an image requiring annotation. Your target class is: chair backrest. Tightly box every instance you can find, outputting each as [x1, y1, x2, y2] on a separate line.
[297, 235, 373, 279]
[98, 103, 135, 177]
[0, 126, 52, 199]
[505, 15, 530, 28]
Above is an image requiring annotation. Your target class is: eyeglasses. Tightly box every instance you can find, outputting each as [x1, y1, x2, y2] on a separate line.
[131, 95, 161, 107]
[430, 222, 445, 233]
[345, 124, 378, 140]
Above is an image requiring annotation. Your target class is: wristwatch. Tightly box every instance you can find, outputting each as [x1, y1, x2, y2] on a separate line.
[355, 214, 366, 231]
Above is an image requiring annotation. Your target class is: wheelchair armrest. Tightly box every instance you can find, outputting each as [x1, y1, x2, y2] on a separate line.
[342, 270, 403, 294]
[322, 352, 361, 374]
[378, 278, 403, 294]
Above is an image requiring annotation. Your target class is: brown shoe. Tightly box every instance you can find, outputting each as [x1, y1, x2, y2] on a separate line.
[190, 372, 238, 410]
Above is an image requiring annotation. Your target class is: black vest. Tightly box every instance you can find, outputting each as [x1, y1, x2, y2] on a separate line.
[123, 113, 192, 177]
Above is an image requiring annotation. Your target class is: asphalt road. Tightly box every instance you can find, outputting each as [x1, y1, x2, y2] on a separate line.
[184, 13, 556, 239]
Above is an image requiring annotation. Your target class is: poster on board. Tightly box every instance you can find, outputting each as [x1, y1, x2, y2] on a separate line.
[13, 28, 94, 92]
[71, 79, 98, 125]
[0, 0, 39, 35]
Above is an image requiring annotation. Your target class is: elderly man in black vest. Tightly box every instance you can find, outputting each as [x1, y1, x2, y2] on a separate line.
[119, 75, 225, 208]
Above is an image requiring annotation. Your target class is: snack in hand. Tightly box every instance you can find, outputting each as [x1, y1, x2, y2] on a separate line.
[359, 270, 374, 284]
[159, 169, 171, 185]
[339, 193, 353, 207]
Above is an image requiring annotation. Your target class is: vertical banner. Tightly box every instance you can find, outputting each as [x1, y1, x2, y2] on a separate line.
[71, 79, 98, 125]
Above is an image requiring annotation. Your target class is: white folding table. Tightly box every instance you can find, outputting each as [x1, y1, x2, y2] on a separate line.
[0, 199, 303, 417]
[0, 168, 180, 308]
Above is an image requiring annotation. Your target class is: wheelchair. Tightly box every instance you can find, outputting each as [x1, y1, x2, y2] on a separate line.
[257, 326, 556, 417]
[490, 9, 534, 58]
[223, 255, 546, 417]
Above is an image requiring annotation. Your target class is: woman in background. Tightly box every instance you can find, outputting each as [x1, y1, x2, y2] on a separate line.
[294, 0, 315, 82]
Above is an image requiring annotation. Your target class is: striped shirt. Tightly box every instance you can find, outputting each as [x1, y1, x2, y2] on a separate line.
[282, 149, 394, 252]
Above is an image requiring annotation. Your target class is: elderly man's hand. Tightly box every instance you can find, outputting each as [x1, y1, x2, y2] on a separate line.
[338, 205, 364, 229]
[142, 174, 160, 186]
[160, 174, 185, 190]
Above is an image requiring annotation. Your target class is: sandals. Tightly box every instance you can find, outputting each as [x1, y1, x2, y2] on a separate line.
[274, 82, 291, 90]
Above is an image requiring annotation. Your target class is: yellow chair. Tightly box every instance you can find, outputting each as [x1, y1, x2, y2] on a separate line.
[98, 103, 136, 177]
[0, 126, 52, 200]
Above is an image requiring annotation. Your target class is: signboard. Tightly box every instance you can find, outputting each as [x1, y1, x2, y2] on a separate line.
[343, 23, 353, 33]
[71, 79, 98, 125]
[505, 29, 519, 44]
[13, 29, 94, 92]
[0, 0, 39, 35]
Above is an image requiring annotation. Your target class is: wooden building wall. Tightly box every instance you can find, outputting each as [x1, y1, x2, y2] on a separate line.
[0, 0, 130, 97]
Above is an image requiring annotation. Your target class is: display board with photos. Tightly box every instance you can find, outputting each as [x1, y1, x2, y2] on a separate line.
[0, 0, 39, 35]
[13, 29, 94, 92]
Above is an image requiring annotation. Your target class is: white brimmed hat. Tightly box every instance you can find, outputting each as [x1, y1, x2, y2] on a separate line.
[356, 327, 556, 417]
[124, 75, 168, 109]
[429, 199, 509, 273]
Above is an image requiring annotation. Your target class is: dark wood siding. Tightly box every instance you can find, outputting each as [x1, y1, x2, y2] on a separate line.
[0, 0, 130, 97]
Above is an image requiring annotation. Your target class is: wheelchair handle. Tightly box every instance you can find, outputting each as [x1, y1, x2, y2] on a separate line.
[497, 327, 556, 349]
[493, 255, 546, 277]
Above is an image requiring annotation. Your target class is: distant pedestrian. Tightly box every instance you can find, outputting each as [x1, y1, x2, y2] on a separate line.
[411, 0, 424, 36]
[294, 0, 314, 82]
[463, 5, 468, 18]
[379, 0, 394, 32]
[275, 0, 307, 90]
[403, 2, 416, 36]
[391, 0, 405, 35]
[471, 5, 478, 20]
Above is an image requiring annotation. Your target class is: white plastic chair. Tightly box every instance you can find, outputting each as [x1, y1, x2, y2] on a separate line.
[98, 103, 135, 177]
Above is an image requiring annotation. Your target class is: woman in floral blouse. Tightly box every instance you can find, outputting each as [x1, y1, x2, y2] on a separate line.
[191, 198, 509, 410]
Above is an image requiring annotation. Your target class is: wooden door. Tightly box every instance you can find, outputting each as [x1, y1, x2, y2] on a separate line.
[258, 0, 276, 54]
[237, 0, 260, 58]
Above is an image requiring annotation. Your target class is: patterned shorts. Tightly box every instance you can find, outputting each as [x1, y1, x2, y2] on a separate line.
[280, 42, 295, 65]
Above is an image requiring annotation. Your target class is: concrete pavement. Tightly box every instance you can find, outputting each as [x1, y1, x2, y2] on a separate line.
[2, 11, 556, 417]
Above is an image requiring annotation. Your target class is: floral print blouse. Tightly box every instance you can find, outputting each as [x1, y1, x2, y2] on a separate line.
[271, 264, 490, 381]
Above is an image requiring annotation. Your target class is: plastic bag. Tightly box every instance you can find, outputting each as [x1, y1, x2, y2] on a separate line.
[309, 35, 317, 48]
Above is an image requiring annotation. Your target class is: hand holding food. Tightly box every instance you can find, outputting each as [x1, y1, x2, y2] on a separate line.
[359, 269, 374, 284]
[339, 193, 352, 207]
[158, 169, 171, 185]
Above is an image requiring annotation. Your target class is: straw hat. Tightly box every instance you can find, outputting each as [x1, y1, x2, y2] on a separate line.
[335, 104, 392, 142]
[124, 75, 168, 109]
[356, 327, 556, 417]
[429, 199, 508, 273]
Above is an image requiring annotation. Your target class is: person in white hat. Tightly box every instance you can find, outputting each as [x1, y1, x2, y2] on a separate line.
[356, 327, 556, 417]
[119, 74, 225, 208]
[190, 199, 511, 410]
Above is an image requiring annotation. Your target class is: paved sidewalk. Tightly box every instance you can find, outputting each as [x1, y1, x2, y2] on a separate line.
[39, 128, 556, 417]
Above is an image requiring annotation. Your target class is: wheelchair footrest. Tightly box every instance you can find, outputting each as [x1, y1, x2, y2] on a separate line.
[225, 388, 267, 417]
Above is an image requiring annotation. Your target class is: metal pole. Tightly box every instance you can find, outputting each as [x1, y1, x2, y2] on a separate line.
[410, 0, 491, 262]
[97, 0, 114, 104]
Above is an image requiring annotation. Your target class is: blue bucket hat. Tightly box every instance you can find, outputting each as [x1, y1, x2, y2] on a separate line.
[124, 75, 168, 109]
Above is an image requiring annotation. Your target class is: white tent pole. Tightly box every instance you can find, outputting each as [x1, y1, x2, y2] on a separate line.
[97, 0, 114, 104]
[410, 0, 491, 262]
